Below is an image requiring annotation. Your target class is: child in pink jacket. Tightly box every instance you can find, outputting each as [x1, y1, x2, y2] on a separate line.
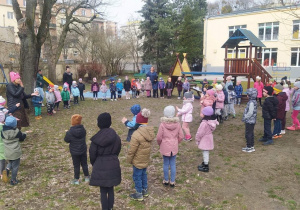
[157, 105, 184, 187]
[196, 106, 219, 172]
[254, 76, 264, 107]
[215, 84, 225, 123]
[176, 92, 193, 141]
[200, 89, 216, 118]
[54, 85, 62, 111]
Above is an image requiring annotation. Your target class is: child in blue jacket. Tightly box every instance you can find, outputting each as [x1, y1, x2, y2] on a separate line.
[116, 78, 124, 99]
[32, 88, 43, 120]
[158, 77, 165, 98]
[71, 81, 80, 105]
[235, 81, 243, 106]
[122, 104, 141, 141]
[152, 77, 159, 98]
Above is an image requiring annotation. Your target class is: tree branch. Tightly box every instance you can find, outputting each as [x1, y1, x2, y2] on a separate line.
[12, 0, 23, 21]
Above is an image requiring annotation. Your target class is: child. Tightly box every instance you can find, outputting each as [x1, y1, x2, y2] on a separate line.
[175, 77, 183, 99]
[158, 77, 166, 98]
[166, 77, 173, 99]
[254, 76, 264, 107]
[200, 89, 216, 118]
[272, 84, 288, 139]
[127, 109, 154, 201]
[136, 79, 141, 98]
[225, 85, 236, 118]
[145, 77, 152, 98]
[91, 77, 100, 101]
[2, 116, 26, 185]
[222, 83, 229, 121]
[287, 81, 300, 130]
[242, 88, 258, 152]
[110, 79, 117, 101]
[131, 79, 137, 99]
[124, 76, 131, 100]
[122, 104, 141, 142]
[71, 81, 80, 105]
[78, 78, 85, 101]
[141, 79, 145, 97]
[281, 84, 293, 134]
[61, 85, 70, 109]
[225, 75, 233, 91]
[54, 85, 62, 111]
[235, 80, 243, 105]
[156, 106, 184, 187]
[215, 84, 225, 123]
[116, 78, 124, 99]
[212, 78, 218, 89]
[176, 92, 193, 141]
[89, 113, 121, 210]
[195, 106, 219, 172]
[259, 86, 278, 145]
[32, 88, 43, 120]
[100, 80, 108, 101]
[45, 85, 55, 115]
[64, 114, 89, 185]
[152, 77, 159, 98]
[182, 78, 190, 95]
[201, 78, 209, 92]
[0, 112, 5, 181]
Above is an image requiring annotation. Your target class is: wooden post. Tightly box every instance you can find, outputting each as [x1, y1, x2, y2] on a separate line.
[248, 43, 253, 89]
[255, 47, 258, 59]
[235, 46, 238, 58]
[224, 45, 228, 82]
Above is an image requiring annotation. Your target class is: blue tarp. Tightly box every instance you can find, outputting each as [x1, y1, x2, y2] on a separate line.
[140, 65, 152, 74]
[83, 90, 130, 98]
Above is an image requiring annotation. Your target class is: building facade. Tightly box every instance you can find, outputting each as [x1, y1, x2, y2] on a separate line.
[203, 5, 300, 79]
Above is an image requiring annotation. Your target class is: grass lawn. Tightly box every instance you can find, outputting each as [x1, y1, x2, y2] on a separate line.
[0, 79, 299, 209]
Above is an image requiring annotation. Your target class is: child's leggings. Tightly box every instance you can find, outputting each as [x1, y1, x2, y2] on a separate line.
[160, 89, 164, 97]
[111, 91, 116, 99]
[126, 91, 130, 99]
[0, 159, 5, 175]
[63, 101, 69, 107]
[47, 103, 54, 114]
[136, 90, 140, 96]
[100, 186, 114, 210]
[167, 89, 172, 97]
[54, 102, 60, 109]
[102, 92, 107, 99]
[291, 110, 300, 127]
[202, 150, 209, 164]
[34, 106, 41, 116]
[117, 91, 122, 98]
[182, 122, 191, 136]
[80, 91, 84, 100]
[146, 90, 151, 97]
[7, 158, 20, 181]
[93, 91, 98, 98]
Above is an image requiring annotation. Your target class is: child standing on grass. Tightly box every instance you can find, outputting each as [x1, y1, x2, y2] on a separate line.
[242, 88, 258, 153]
[78, 78, 85, 101]
[141, 79, 145, 97]
[0, 113, 6, 181]
[225, 75, 233, 91]
[116, 78, 124, 99]
[272, 84, 287, 139]
[182, 78, 190, 95]
[124, 76, 131, 100]
[64, 114, 89, 185]
[157, 106, 184, 187]
[287, 81, 300, 131]
[176, 92, 194, 141]
[259, 86, 278, 145]
[175, 77, 183, 99]
[122, 104, 141, 142]
[152, 77, 159, 98]
[131, 79, 137, 99]
[91, 77, 99, 101]
[235, 80, 243, 105]
[215, 84, 225, 123]
[109, 79, 117, 101]
[196, 106, 219, 172]
[53, 85, 62, 111]
[71, 81, 80, 105]
[225, 85, 236, 118]
[254, 76, 264, 107]
[89, 113, 121, 210]
[127, 109, 154, 201]
[282, 84, 293, 134]
[45, 85, 55, 115]
[2, 116, 26, 185]
[136, 79, 141, 98]
[158, 77, 166, 98]
[61, 85, 70, 109]
[100, 80, 108, 101]
[145, 77, 152, 98]
[166, 77, 173, 99]
[200, 89, 216, 118]
[32, 88, 43, 120]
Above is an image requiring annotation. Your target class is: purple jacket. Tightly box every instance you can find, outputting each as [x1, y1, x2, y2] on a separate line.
[195, 119, 219, 151]
[177, 100, 193, 122]
[158, 81, 166, 89]
[91, 82, 99, 92]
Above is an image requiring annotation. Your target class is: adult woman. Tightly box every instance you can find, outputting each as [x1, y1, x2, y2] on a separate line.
[253, 76, 264, 107]
[6, 72, 37, 129]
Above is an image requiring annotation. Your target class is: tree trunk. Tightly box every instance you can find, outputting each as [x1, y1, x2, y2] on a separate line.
[47, 58, 57, 83]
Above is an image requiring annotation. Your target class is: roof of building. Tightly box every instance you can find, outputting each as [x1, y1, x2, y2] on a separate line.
[0, 27, 15, 44]
[221, 28, 265, 48]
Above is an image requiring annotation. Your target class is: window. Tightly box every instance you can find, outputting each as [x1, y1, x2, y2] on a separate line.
[81, 9, 86, 16]
[293, 20, 300, 39]
[291, 48, 300, 66]
[7, 12, 14, 19]
[261, 48, 277, 66]
[61, 9, 66, 13]
[259, 22, 279, 41]
[228, 25, 246, 37]
[6, 0, 12, 5]
[61, 18, 66, 26]
[73, 51, 78, 57]
[73, 11, 77, 15]
[227, 49, 246, 58]
[23, 0, 26, 6]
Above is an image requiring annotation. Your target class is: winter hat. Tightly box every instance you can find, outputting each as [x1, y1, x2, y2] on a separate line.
[9, 72, 20, 82]
[216, 84, 223, 91]
[0, 111, 5, 123]
[141, 79, 144, 82]
[226, 75, 232, 80]
[256, 76, 261, 80]
[118, 78, 121, 82]
[63, 84, 68, 89]
[93, 77, 97, 82]
[294, 81, 300, 89]
[203, 78, 208, 82]
[5, 116, 17, 128]
[130, 104, 141, 115]
[54, 85, 59, 91]
[228, 85, 234, 91]
[136, 108, 150, 124]
[102, 80, 106, 84]
[79, 78, 82, 82]
[163, 105, 175, 118]
[184, 91, 193, 99]
[273, 84, 283, 93]
[207, 89, 215, 96]
[97, 112, 111, 129]
[283, 84, 289, 88]
[159, 77, 163, 80]
[202, 106, 214, 116]
[72, 81, 77, 85]
[264, 86, 274, 96]
[33, 88, 40, 96]
[71, 114, 82, 126]
[47, 84, 54, 90]
[237, 80, 241, 85]
[0, 96, 6, 106]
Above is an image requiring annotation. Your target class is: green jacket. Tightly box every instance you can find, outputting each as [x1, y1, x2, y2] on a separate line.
[61, 90, 70, 101]
[36, 73, 44, 88]
[2, 127, 26, 160]
[0, 124, 4, 160]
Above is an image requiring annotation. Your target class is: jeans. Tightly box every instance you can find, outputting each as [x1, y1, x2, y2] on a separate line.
[7, 158, 20, 181]
[34, 106, 41, 116]
[263, 119, 272, 140]
[163, 155, 176, 182]
[100, 186, 114, 210]
[71, 152, 89, 179]
[111, 91, 116, 99]
[132, 90, 136, 98]
[93, 91, 98, 98]
[117, 90, 122, 98]
[291, 110, 300, 127]
[80, 90, 84, 100]
[126, 129, 135, 142]
[273, 119, 282, 135]
[133, 166, 148, 193]
[245, 123, 255, 147]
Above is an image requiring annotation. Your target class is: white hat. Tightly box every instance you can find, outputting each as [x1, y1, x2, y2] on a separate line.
[216, 84, 223, 91]
[164, 105, 175, 118]
[283, 84, 288, 88]
[0, 96, 6, 106]
[256, 76, 261, 80]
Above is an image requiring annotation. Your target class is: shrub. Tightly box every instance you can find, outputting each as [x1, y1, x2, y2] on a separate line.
[87, 63, 103, 80]
[77, 64, 87, 79]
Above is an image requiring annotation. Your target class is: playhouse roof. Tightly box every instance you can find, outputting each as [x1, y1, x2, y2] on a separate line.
[221, 28, 265, 48]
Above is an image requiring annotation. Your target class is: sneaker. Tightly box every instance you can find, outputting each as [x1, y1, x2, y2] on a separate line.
[178, 97, 181, 99]
[84, 176, 90, 183]
[287, 125, 296, 131]
[115, 99, 117, 101]
[169, 182, 176, 188]
[184, 136, 192, 141]
[111, 99, 113, 101]
[272, 135, 279, 139]
[263, 140, 274, 145]
[2, 170, 9, 183]
[70, 179, 79, 185]
[35, 116, 40, 120]
[163, 180, 169, 186]
[38, 116, 42, 119]
[242, 147, 255, 153]
[142, 189, 149, 197]
[130, 192, 143, 201]
[280, 130, 286, 134]
[232, 115, 236, 118]
[258, 137, 267, 142]
[10, 179, 19, 186]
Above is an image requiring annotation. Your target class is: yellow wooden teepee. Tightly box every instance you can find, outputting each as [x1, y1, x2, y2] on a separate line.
[181, 53, 191, 76]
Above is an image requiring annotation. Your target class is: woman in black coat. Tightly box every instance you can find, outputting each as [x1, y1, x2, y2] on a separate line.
[90, 112, 121, 210]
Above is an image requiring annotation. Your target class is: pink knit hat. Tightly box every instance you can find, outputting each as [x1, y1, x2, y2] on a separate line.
[206, 89, 215, 97]
[10, 72, 20, 82]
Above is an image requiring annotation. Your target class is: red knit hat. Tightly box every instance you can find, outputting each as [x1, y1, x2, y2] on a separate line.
[136, 108, 151, 124]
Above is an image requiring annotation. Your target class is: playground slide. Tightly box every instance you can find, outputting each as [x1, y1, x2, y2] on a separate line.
[43, 76, 62, 90]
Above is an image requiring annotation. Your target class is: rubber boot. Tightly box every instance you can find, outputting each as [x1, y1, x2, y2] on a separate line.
[198, 163, 209, 172]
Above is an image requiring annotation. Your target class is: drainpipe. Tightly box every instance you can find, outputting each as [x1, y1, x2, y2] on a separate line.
[204, 15, 208, 72]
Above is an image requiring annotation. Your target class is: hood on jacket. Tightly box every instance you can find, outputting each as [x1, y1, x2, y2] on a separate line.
[69, 125, 86, 138]
[2, 128, 19, 140]
[206, 119, 219, 130]
[160, 117, 180, 131]
[91, 128, 118, 147]
[136, 126, 155, 142]
[246, 88, 258, 100]
[131, 104, 141, 115]
[160, 117, 180, 123]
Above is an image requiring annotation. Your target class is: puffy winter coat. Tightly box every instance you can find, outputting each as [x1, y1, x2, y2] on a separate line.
[78, 83, 85, 92]
[116, 82, 123, 91]
[225, 81, 233, 91]
[234, 84, 243, 98]
[152, 81, 158, 90]
[32, 95, 43, 107]
[109, 83, 117, 92]
[145, 80, 152, 90]
[146, 71, 158, 83]
[158, 81, 166, 89]
[282, 88, 292, 111]
[156, 117, 183, 156]
[71, 86, 80, 97]
[175, 80, 183, 91]
[262, 96, 278, 120]
[63, 72, 73, 87]
[166, 82, 173, 89]
[127, 126, 155, 169]
[6, 83, 31, 110]
[182, 82, 190, 91]
[91, 82, 99, 92]
[54, 90, 62, 103]
[45, 91, 55, 104]
[195, 119, 219, 151]
[215, 91, 225, 109]
[123, 80, 131, 91]
[292, 89, 300, 110]
[89, 128, 121, 187]
[36, 73, 44, 88]
[177, 100, 193, 122]
[254, 81, 264, 98]
[274, 92, 288, 120]
[61, 90, 70, 101]
[136, 82, 141, 90]
[100, 84, 108, 93]
[200, 95, 216, 117]
[64, 125, 87, 156]
[242, 88, 258, 124]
